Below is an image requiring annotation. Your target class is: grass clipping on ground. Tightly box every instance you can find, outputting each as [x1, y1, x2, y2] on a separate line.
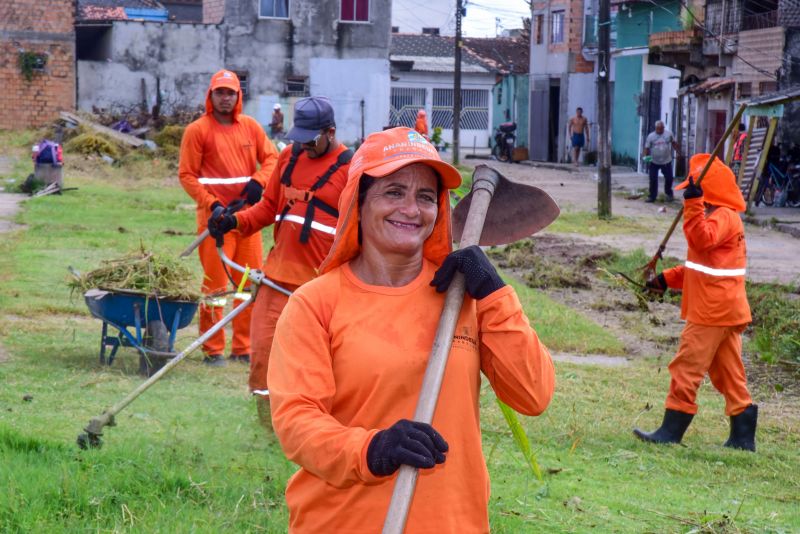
[69, 247, 200, 301]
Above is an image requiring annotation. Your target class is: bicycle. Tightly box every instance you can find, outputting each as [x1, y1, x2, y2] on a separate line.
[754, 162, 800, 208]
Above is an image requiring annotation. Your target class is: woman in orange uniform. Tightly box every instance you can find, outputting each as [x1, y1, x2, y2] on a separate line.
[635, 154, 757, 452]
[267, 127, 555, 532]
[179, 70, 278, 365]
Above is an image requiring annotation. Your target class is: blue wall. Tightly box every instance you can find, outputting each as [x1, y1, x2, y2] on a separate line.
[612, 0, 682, 164]
[492, 74, 529, 149]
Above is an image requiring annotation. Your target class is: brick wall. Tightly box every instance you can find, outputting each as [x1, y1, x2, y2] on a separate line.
[203, 0, 225, 24]
[732, 26, 785, 81]
[0, 0, 75, 129]
[567, 0, 593, 73]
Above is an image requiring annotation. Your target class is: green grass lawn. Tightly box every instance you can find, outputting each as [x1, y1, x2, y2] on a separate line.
[1, 137, 798, 532]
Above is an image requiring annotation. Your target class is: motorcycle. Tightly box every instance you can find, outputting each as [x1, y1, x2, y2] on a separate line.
[492, 122, 516, 163]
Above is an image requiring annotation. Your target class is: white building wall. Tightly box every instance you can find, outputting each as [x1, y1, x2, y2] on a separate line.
[310, 58, 391, 145]
[77, 21, 223, 113]
[566, 72, 597, 157]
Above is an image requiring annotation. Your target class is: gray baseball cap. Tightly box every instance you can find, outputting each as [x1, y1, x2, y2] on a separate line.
[286, 96, 335, 143]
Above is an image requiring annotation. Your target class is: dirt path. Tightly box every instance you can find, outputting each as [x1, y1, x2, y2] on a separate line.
[0, 192, 25, 234]
[487, 161, 800, 285]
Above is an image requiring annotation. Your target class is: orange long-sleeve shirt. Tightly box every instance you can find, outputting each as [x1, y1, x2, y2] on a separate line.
[663, 197, 751, 325]
[268, 260, 555, 533]
[234, 144, 350, 286]
[178, 114, 278, 229]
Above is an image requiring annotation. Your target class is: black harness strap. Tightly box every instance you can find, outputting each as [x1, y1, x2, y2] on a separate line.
[277, 148, 353, 243]
[280, 143, 304, 186]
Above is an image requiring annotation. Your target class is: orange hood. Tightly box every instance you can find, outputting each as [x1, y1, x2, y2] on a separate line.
[320, 127, 462, 274]
[204, 70, 243, 120]
[675, 153, 746, 212]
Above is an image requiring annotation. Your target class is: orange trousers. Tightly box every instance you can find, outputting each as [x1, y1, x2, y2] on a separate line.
[666, 322, 752, 417]
[198, 230, 262, 356]
[249, 281, 298, 392]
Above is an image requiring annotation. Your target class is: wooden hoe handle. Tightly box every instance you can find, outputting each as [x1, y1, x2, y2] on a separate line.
[381, 171, 500, 534]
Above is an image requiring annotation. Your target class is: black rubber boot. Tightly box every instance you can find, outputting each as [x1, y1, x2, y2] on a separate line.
[724, 404, 758, 452]
[633, 409, 694, 444]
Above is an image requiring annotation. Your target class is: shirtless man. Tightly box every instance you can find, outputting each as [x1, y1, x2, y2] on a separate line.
[568, 107, 590, 166]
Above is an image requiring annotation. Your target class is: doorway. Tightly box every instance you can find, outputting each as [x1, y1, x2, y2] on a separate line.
[548, 81, 560, 162]
[709, 110, 727, 152]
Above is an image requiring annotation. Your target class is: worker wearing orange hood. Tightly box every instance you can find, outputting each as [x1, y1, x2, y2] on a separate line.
[179, 70, 279, 366]
[414, 108, 429, 140]
[266, 127, 555, 532]
[635, 154, 757, 452]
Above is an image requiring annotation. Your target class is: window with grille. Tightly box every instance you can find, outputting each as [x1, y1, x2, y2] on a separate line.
[233, 71, 249, 100]
[738, 82, 752, 99]
[759, 81, 777, 95]
[431, 89, 489, 130]
[389, 87, 426, 127]
[260, 0, 289, 18]
[285, 76, 309, 97]
[551, 11, 565, 44]
[341, 0, 369, 22]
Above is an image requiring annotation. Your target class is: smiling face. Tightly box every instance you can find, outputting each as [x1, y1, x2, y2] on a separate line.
[359, 164, 439, 259]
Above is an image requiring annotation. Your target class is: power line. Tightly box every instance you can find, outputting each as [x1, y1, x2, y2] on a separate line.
[642, 0, 780, 80]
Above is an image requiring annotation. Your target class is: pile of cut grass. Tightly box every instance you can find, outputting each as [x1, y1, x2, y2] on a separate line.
[69, 246, 200, 301]
[747, 281, 800, 364]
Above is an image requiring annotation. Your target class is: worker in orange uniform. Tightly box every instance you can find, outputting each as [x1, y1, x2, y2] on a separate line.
[414, 108, 429, 140]
[206, 96, 352, 425]
[179, 70, 279, 367]
[266, 127, 555, 532]
[635, 153, 757, 452]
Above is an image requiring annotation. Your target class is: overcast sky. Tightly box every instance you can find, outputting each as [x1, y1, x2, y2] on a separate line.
[392, 0, 531, 38]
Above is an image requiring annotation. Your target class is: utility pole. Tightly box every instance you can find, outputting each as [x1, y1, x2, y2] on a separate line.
[453, 0, 464, 165]
[597, 0, 612, 218]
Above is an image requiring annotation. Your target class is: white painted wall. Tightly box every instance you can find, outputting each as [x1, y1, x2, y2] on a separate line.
[392, 0, 454, 35]
[566, 72, 597, 157]
[78, 21, 223, 114]
[310, 58, 391, 146]
[642, 62, 680, 129]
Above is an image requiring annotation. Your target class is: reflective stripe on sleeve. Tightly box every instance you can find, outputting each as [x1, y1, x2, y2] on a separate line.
[685, 260, 746, 277]
[275, 214, 337, 235]
[204, 297, 228, 307]
[233, 292, 252, 301]
[252, 389, 269, 397]
[198, 176, 251, 185]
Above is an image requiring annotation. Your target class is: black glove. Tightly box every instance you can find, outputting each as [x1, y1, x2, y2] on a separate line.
[430, 245, 506, 299]
[645, 273, 667, 294]
[683, 176, 703, 200]
[242, 180, 264, 205]
[207, 205, 237, 239]
[367, 419, 449, 477]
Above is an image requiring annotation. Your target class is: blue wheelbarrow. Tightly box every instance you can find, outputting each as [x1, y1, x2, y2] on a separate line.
[78, 242, 293, 449]
[84, 288, 198, 377]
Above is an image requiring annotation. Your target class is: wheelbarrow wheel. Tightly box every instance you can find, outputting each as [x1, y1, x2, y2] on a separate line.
[140, 320, 170, 377]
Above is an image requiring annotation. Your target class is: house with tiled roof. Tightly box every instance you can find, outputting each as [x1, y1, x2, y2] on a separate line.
[464, 35, 531, 151]
[389, 32, 530, 153]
